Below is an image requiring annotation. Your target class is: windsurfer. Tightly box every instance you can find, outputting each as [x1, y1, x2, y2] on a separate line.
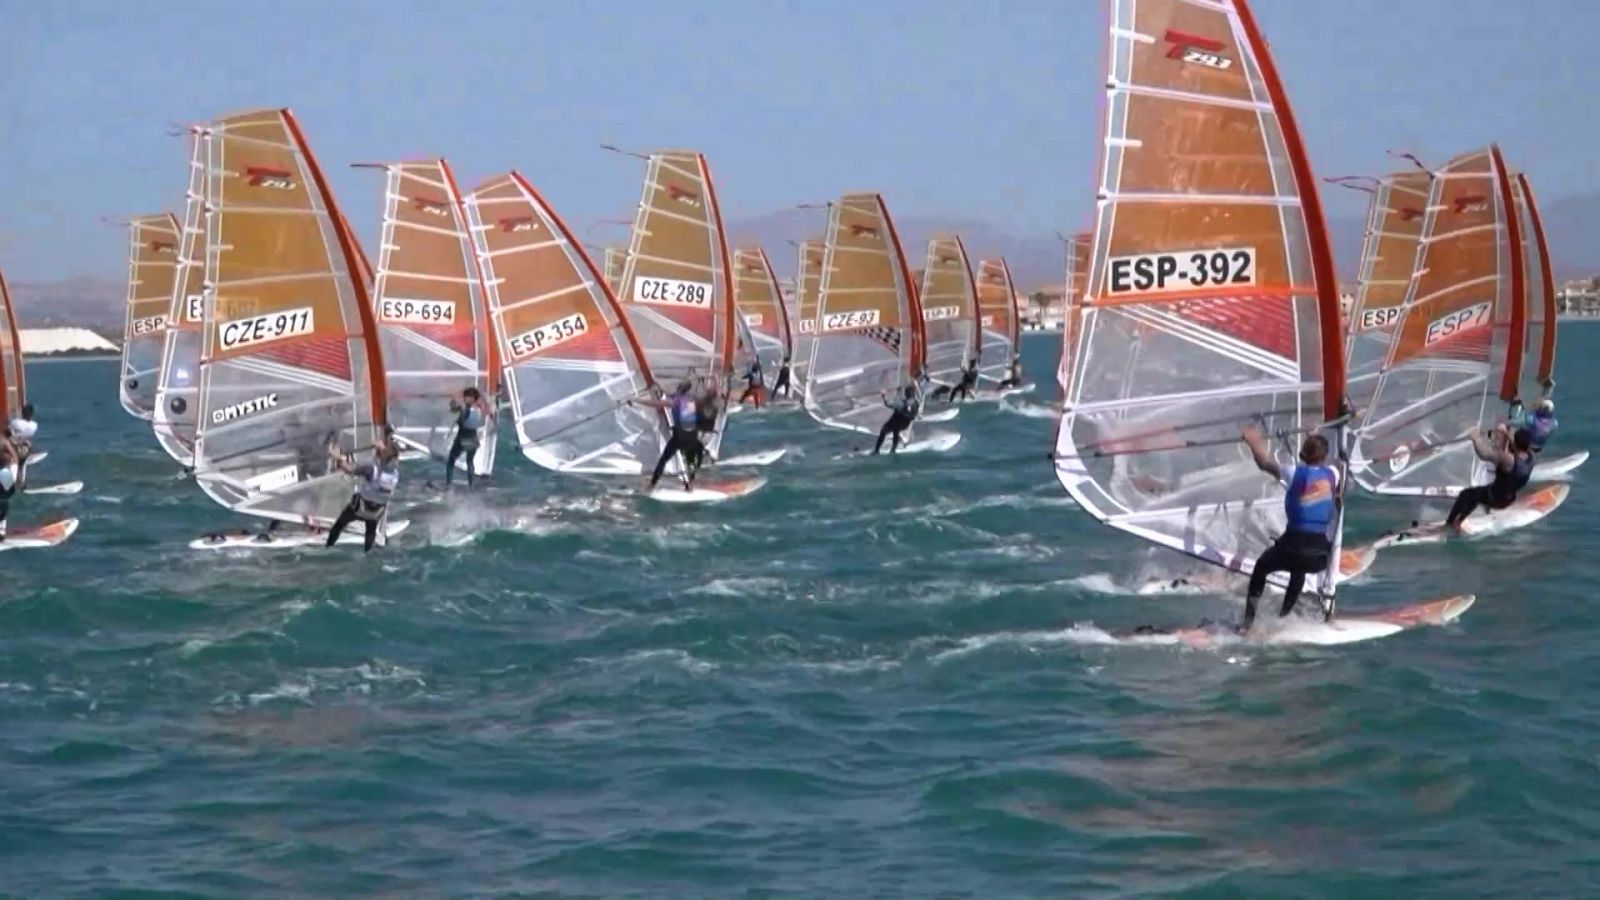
[1508, 394, 1557, 453]
[998, 361, 1024, 390]
[693, 378, 724, 470]
[737, 358, 765, 409]
[635, 381, 703, 491]
[7, 403, 37, 490]
[0, 439, 17, 541]
[446, 387, 492, 487]
[1444, 424, 1534, 530]
[873, 385, 920, 454]
[1240, 426, 1338, 632]
[325, 437, 401, 553]
[772, 354, 793, 399]
[948, 360, 980, 402]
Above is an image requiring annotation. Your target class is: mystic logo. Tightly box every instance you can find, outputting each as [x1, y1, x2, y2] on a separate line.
[150, 240, 177, 254]
[848, 224, 879, 239]
[1163, 29, 1233, 70]
[411, 195, 451, 217]
[665, 184, 701, 207]
[210, 392, 279, 425]
[498, 216, 538, 233]
[245, 166, 296, 190]
[1423, 301, 1491, 346]
[1450, 194, 1489, 215]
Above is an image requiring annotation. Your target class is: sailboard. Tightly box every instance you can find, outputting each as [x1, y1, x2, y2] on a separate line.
[188, 518, 411, 550]
[1339, 168, 1431, 411]
[0, 518, 79, 551]
[1055, 0, 1382, 628]
[360, 159, 498, 477]
[1057, 231, 1092, 391]
[1108, 594, 1474, 647]
[464, 171, 676, 479]
[975, 257, 1021, 387]
[803, 193, 925, 435]
[24, 480, 83, 496]
[117, 213, 182, 421]
[1371, 482, 1570, 549]
[187, 108, 395, 539]
[1350, 146, 1524, 498]
[646, 474, 767, 504]
[792, 239, 824, 395]
[834, 430, 961, 459]
[153, 129, 210, 466]
[732, 247, 793, 393]
[918, 236, 980, 389]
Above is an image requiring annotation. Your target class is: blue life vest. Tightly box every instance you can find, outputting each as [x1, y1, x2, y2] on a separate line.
[671, 394, 698, 432]
[458, 405, 486, 433]
[1285, 464, 1338, 535]
[1527, 412, 1556, 450]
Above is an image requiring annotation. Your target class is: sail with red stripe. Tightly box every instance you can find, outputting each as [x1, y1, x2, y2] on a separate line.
[603, 246, 626, 296]
[1057, 232, 1092, 391]
[1351, 146, 1523, 496]
[465, 172, 668, 475]
[362, 160, 498, 475]
[1512, 173, 1557, 395]
[792, 239, 825, 394]
[975, 257, 1019, 386]
[118, 213, 181, 420]
[153, 129, 209, 465]
[191, 108, 389, 526]
[733, 247, 792, 387]
[1055, 0, 1346, 587]
[0, 269, 21, 425]
[804, 193, 924, 434]
[1342, 168, 1431, 409]
[918, 236, 979, 388]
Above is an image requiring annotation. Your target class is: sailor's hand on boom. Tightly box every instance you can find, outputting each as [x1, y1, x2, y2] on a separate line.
[1241, 425, 1281, 479]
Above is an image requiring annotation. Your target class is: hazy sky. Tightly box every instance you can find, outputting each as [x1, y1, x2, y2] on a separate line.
[1, 0, 1594, 281]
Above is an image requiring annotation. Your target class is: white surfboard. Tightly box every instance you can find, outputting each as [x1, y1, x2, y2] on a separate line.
[1134, 543, 1378, 596]
[920, 407, 960, 423]
[25, 451, 47, 465]
[24, 480, 83, 496]
[1111, 594, 1473, 648]
[719, 448, 787, 467]
[1534, 449, 1588, 479]
[188, 519, 411, 550]
[0, 517, 79, 551]
[1373, 482, 1569, 549]
[646, 475, 767, 504]
[835, 430, 961, 460]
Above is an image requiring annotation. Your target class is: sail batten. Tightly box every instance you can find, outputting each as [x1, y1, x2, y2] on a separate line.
[975, 257, 1020, 385]
[153, 131, 209, 465]
[119, 213, 182, 421]
[0, 270, 21, 425]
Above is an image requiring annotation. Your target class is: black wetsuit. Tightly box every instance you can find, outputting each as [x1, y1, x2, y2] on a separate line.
[1446, 449, 1534, 527]
[649, 394, 704, 489]
[446, 405, 487, 487]
[873, 396, 919, 454]
[0, 462, 15, 541]
[949, 366, 979, 402]
[326, 460, 399, 553]
[773, 364, 792, 398]
[1244, 465, 1338, 630]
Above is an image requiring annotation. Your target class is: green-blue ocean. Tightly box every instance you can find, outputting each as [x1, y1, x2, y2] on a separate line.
[4, 332, 1598, 896]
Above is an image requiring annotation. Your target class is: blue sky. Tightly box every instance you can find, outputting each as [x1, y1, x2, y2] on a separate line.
[1, 0, 1593, 281]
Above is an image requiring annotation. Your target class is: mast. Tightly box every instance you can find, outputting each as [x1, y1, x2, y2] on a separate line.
[0, 269, 21, 423]
[1516, 173, 1558, 383]
[1489, 145, 1526, 403]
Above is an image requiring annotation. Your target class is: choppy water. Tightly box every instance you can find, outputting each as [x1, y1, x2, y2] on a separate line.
[5, 333, 1599, 896]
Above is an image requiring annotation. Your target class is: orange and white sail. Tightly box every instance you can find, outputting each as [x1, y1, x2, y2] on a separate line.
[733, 246, 792, 386]
[918, 236, 979, 387]
[1511, 172, 1557, 397]
[603, 246, 627, 296]
[190, 108, 389, 527]
[1057, 231, 1092, 391]
[361, 159, 498, 475]
[1055, 0, 1347, 588]
[153, 130, 209, 465]
[465, 172, 668, 475]
[1352, 146, 1523, 496]
[792, 239, 825, 393]
[1340, 168, 1431, 407]
[803, 193, 924, 434]
[0, 269, 21, 425]
[117, 213, 181, 420]
[975, 257, 1020, 385]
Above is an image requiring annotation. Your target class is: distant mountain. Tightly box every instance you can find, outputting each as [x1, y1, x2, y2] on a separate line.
[8, 275, 123, 333]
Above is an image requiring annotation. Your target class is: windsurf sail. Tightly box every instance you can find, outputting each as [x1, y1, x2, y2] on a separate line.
[975, 257, 1020, 385]
[1351, 146, 1523, 496]
[117, 213, 182, 420]
[190, 108, 389, 527]
[360, 159, 498, 474]
[603, 246, 626, 296]
[464, 171, 668, 475]
[1055, 0, 1346, 591]
[1512, 172, 1557, 396]
[792, 239, 825, 393]
[153, 130, 209, 465]
[733, 247, 792, 386]
[1057, 231, 1092, 390]
[614, 150, 737, 454]
[918, 236, 980, 387]
[1340, 168, 1431, 409]
[0, 269, 21, 425]
[804, 193, 923, 434]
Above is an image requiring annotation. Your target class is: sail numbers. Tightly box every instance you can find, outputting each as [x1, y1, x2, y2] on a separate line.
[508, 312, 588, 359]
[1106, 248, 1255, 296]
[218, 307, 314, 352]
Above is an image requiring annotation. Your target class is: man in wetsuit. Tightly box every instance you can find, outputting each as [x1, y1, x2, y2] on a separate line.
[0, 439, 17, 542]
[873, 384, 920, 454]
[1444, 424, 1535, 531]
[772, 354, 794, 400]
[998, 361, 1024, 390]
[1240, 425, 1339, 632]
[948, 360, 980, 403]
[1508, 396, 1557, 453]
[7, 403, 38, 490]
[326, 437, 401, 553]
[737, 358, 765, 409]
[446, 387, 492, 487]
[635, 381, 703, 492]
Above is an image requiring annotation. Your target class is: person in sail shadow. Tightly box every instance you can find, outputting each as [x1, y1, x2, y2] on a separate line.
[873, 384, 920, 454]
[325, 437, 401, 552]
[1240, 425, 1338, 632]
[633, 381, 703, 492]
[445, 387, 493, 488]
